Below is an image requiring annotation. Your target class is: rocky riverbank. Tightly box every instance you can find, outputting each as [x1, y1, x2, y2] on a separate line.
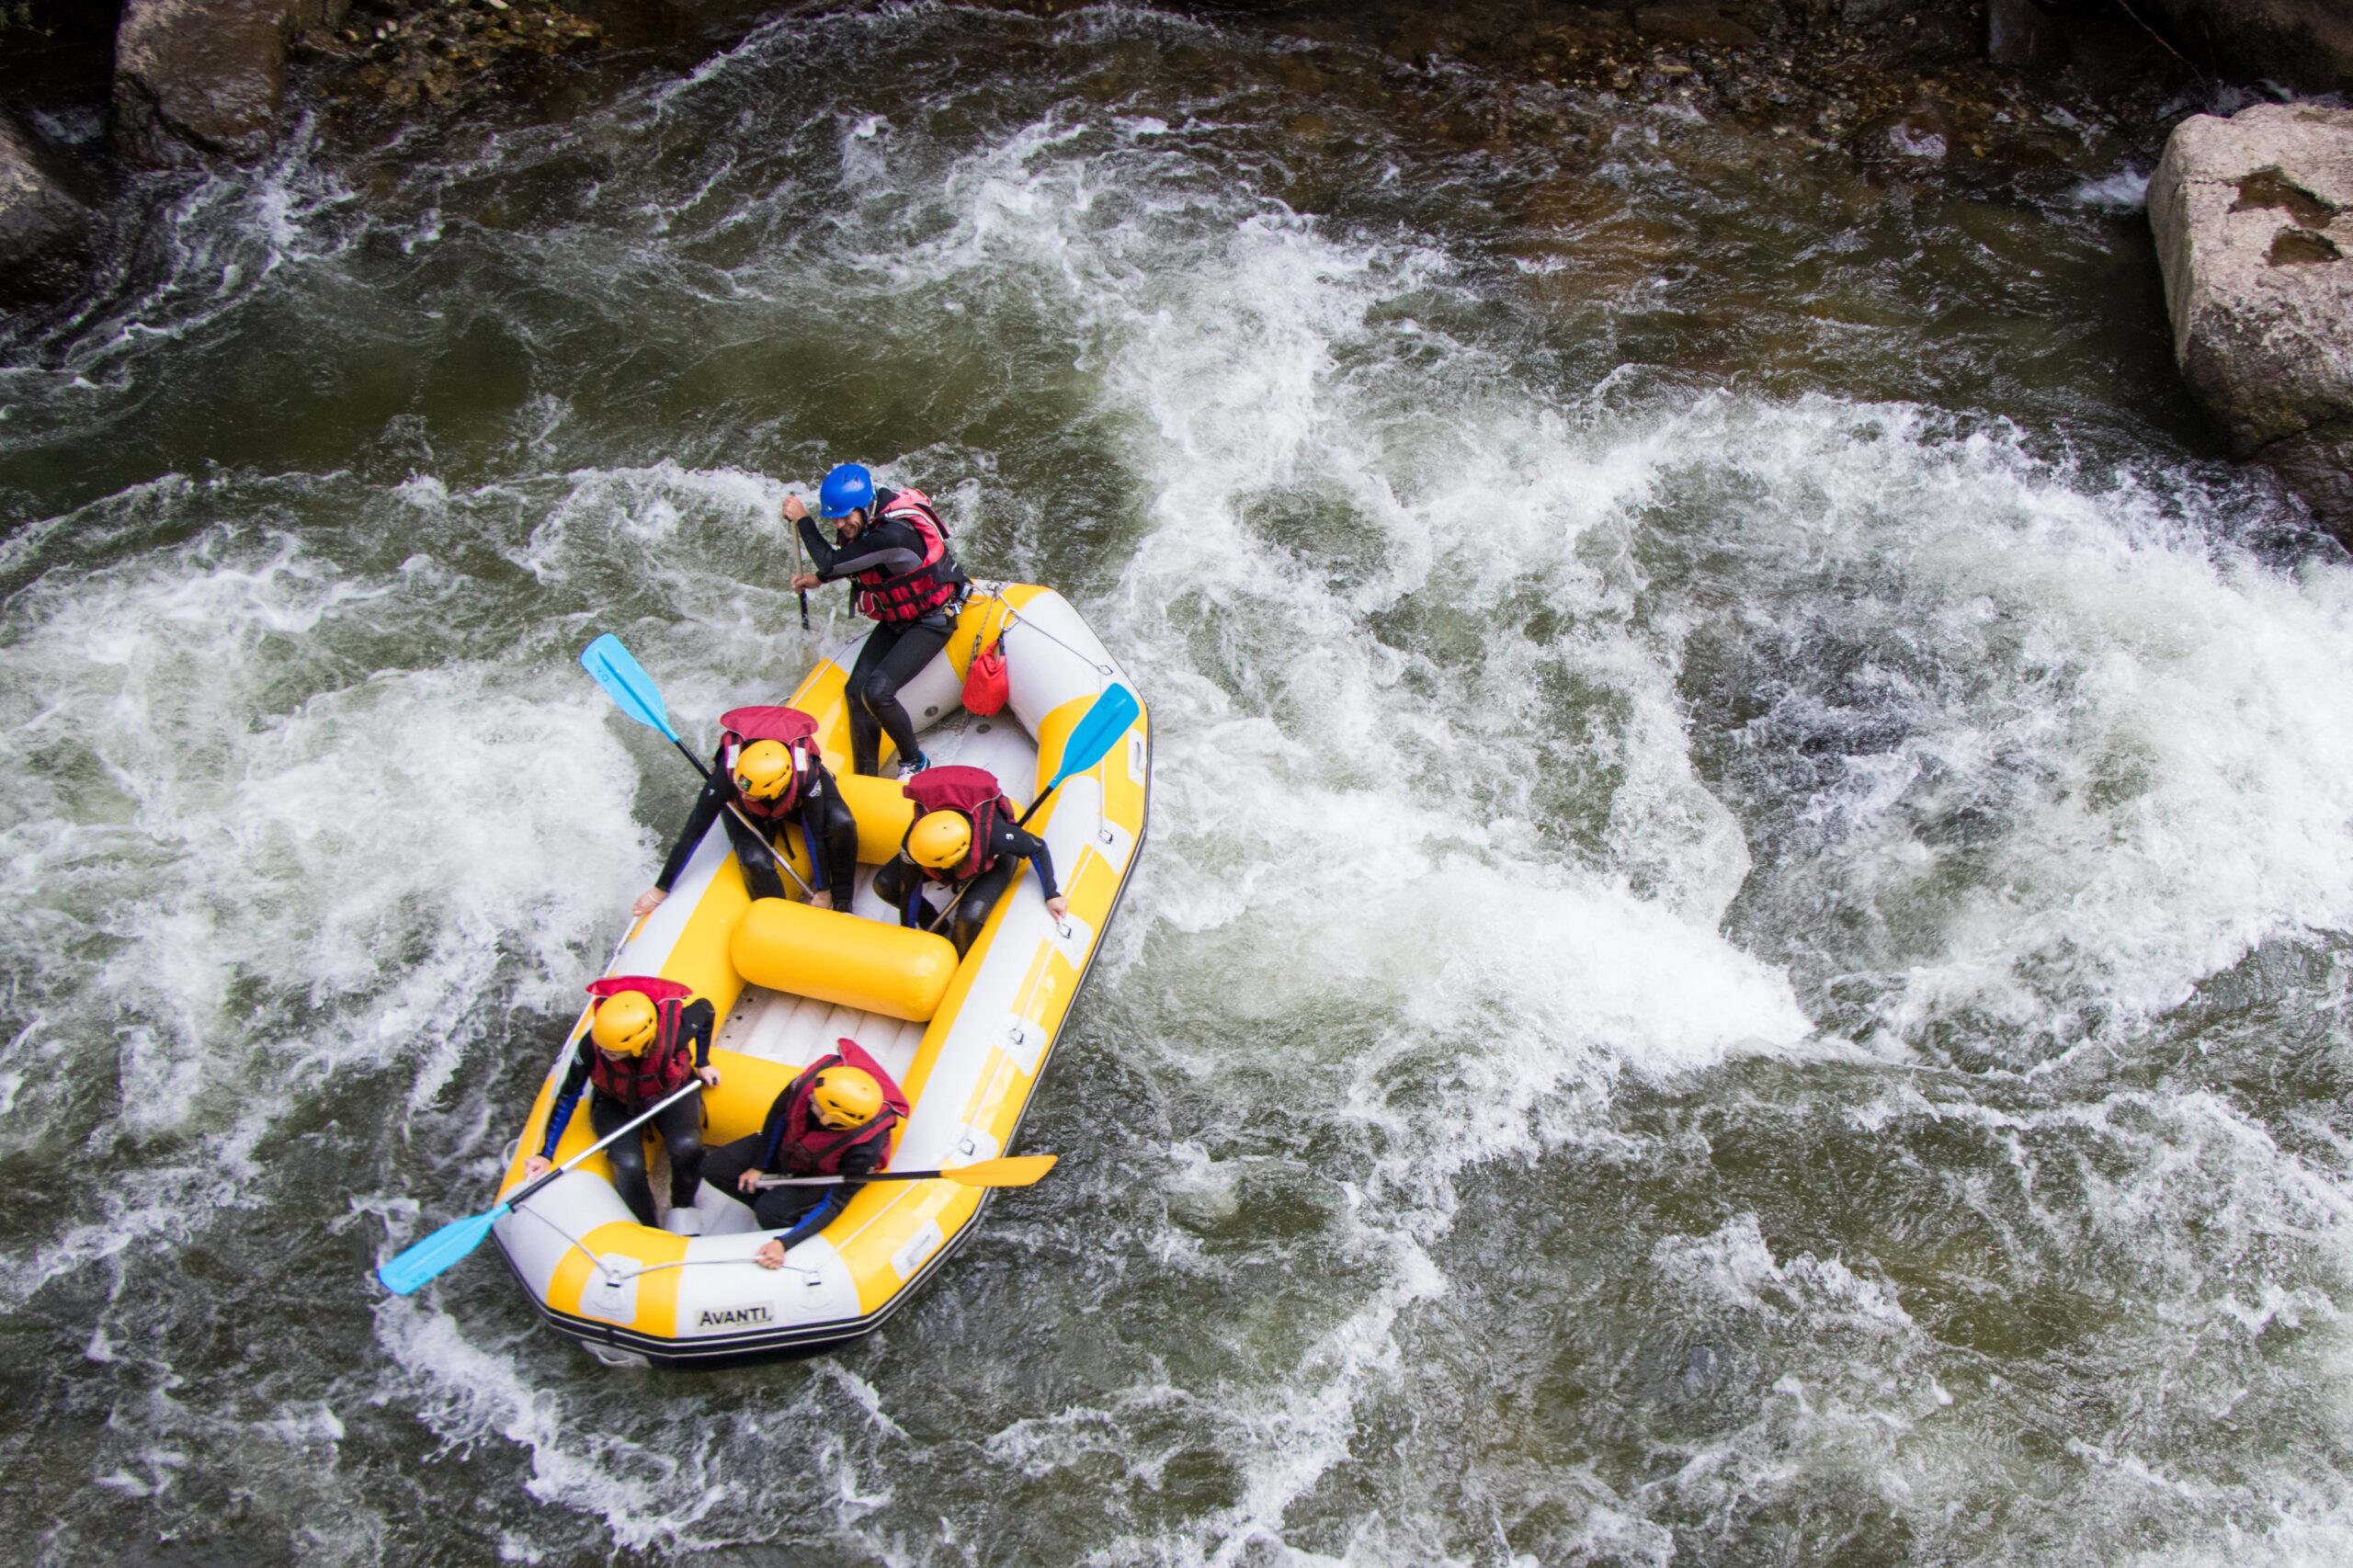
[0, 1, 2222, 298]
[3, 1, 2349, 530]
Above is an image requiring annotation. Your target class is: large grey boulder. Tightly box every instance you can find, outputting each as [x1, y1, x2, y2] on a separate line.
[2142, 1, 2353, 97]
[112, 0, 351, 165]
[0, 111, 97, 303]
[2149, 103, 2353, 534]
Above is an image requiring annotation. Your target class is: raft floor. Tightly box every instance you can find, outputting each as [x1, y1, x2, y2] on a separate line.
[676, 712, 1041, 1236]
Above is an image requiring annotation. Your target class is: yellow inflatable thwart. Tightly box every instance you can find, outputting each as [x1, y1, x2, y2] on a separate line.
[732, 897, 959, 1023]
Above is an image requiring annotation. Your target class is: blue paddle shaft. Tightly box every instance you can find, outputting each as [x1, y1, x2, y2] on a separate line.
[375, 1079, 706, 1295]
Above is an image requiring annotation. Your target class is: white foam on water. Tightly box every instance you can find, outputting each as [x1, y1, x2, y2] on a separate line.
[374, 1299, 730, 1553]
[2070, 166, 2152, 210]
[1636, 397, 2353, 1053]
[0, 506, 659, 1308]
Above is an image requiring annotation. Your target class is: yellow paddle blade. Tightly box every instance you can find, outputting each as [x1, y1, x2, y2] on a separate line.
[942, 1153, 1058, 1188]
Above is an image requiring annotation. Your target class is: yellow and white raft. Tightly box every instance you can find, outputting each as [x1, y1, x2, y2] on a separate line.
[491, 585, 1149, 1365]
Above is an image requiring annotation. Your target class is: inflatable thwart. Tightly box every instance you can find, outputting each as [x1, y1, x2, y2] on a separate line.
[491, 585, 1150, 1365]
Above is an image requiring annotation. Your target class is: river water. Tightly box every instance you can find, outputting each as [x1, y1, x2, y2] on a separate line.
[5, 5, 2352, 1564]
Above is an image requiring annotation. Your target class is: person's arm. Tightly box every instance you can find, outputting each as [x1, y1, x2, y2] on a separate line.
[997, 823, 1061, 903]
[538, 1042, 593, 1161]
[654, 769, 731, 893]
[677, 999, 716, 1071]
[771, 1136, 887, 1248]
[755, 1074, 805, 1172]
[798, 515, 926, 584]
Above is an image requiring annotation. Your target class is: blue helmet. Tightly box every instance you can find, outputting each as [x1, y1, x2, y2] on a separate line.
[817, 463, 875, 520]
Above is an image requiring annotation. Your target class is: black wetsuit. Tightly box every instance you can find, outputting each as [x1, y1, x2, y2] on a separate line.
[796, 491, 970, 776]
[540, 1000, 714, 1229]
[872, 816, 1061, 956]
[654, 751, 858, 905]
[699, 1071, 894, 1245]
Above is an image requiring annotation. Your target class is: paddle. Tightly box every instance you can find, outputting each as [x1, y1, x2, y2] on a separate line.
[376, 1079, 706, 1296]
[786, 499, 812, 631]
[580, 633, 819, 900]
[756, 1153, 1057, 1189]
[925, 682, 1142, 935]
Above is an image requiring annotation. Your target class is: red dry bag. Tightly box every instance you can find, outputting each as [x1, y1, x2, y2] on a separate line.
[962, 636, 1008, 716]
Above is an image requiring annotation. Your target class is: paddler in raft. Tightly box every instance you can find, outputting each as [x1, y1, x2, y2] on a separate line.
[784, 463, 971, 781]
[631, 705, 860, 915]
[872, 764, 1068, 956]
[699, 1039, 908, 1270]
[524, 977, 721, 1234]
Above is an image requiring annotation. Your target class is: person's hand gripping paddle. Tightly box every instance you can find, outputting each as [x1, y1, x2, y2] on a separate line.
[375, 1080, 705, 1295]
[926, 682, 1141, 935]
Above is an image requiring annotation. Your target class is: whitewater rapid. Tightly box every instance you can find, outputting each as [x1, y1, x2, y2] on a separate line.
[4, 5, 2351, 1564]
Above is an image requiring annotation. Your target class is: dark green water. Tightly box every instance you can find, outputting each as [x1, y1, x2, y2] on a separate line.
[4, 5, 2351, 1564]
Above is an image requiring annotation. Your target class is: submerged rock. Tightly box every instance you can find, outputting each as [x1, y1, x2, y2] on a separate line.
[0, 111, 96, 303]
[2150, 103, 2353, 536]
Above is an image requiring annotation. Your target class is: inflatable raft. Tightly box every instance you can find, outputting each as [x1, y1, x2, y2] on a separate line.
[492, 585, 1149, 1365]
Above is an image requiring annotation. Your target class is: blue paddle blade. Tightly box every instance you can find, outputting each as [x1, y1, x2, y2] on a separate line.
[1047, 682, 1142, 789]
[580, 633, 682, 746]
[377, 1202, 511, 1296]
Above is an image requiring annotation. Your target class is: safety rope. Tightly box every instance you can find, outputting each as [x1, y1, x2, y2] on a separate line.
[508, 1199, 815, 1285]
[967, 585, 1118, 684]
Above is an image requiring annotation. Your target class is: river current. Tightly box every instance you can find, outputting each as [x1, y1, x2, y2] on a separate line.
[5, 5, 2351, 1564]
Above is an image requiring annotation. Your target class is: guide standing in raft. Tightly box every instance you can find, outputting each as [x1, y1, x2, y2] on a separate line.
[699, 1040, 908, 1269]
[525, 977, 722, 1234]
[786, 463, 971, 779]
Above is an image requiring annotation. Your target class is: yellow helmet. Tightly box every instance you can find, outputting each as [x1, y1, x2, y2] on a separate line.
[907, 810, 972, 870]
[733, 739, 794, 801]
[590, 990, 661, 1056]
[810, 1066, 883, 1129]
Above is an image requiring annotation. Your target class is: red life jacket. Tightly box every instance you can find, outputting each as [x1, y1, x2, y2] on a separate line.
[584, 976, 698, 1110]
[854, 488, 964, 624]
[717, 706, 821, 821]
[902, 764, 1016, 883]
[771, 1038, 910, 1176]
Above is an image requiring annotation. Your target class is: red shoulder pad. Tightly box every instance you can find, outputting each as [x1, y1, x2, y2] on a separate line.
[903, 763, 1003, 816]
[719, 706, 819, 747]
[586, 975, 696, 1006]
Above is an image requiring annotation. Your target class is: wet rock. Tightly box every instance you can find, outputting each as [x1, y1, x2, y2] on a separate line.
[1630, 3, 1762, 51]
[1984, 0, 2063, 68]
[114, 0, 301, 165]
[2150, 103, 2353, 536]
[0, 110, 96, 303]
[2140, 0, 2353, 96]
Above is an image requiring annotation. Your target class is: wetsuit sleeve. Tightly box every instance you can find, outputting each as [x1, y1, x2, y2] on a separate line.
[996, 822, 1061, 903]
[678, 999, 715, 1071]
[774, 1136, 888, 1247]
[655, 767, 731, 892]
[798, 514, 926, 584]
[539, 1040, 594, 1161]
[756, 1072, 807, 1171]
